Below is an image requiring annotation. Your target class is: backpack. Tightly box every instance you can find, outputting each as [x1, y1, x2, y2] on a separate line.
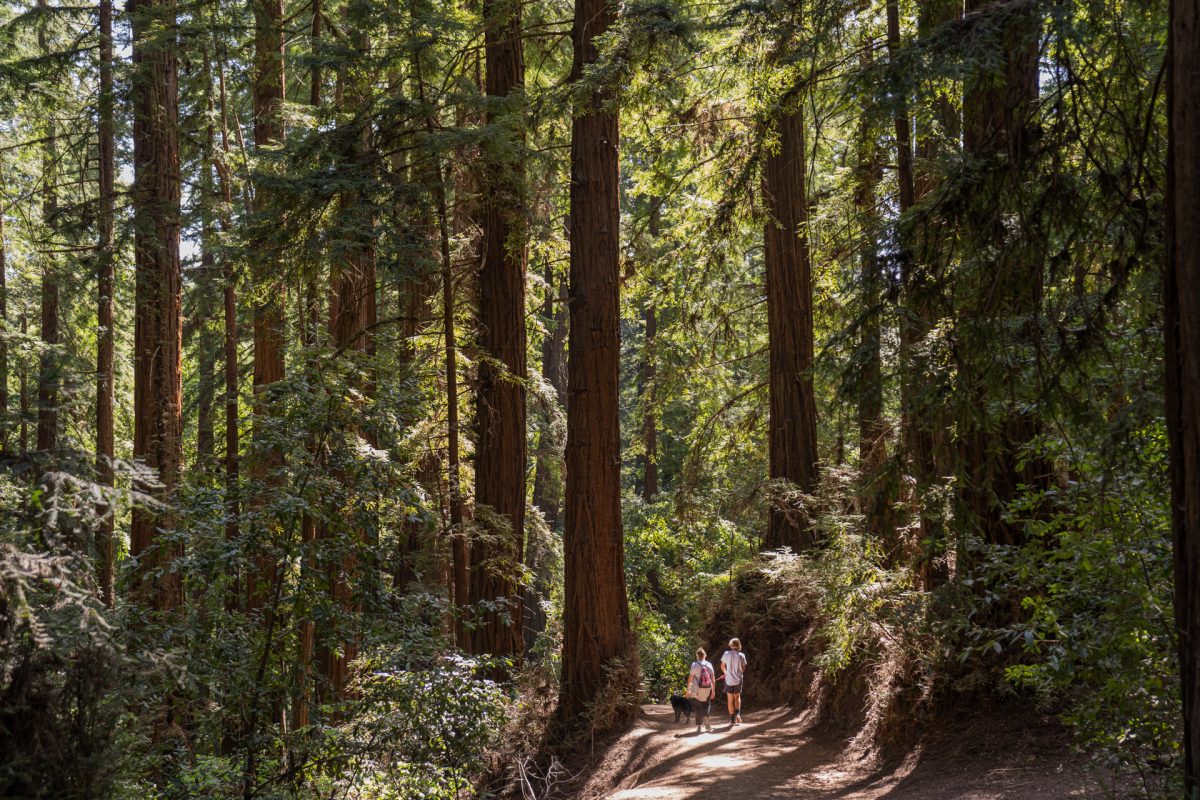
[696, 663, 713, 690]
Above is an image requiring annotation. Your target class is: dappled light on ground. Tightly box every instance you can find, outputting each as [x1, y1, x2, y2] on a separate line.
[584, 705, 1106, 800]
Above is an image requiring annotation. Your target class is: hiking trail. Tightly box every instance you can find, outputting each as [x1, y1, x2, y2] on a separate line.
[577, 704, 1111, 799]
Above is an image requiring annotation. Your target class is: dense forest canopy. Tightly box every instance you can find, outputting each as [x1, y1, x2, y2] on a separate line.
[1, 0, 1198, 795]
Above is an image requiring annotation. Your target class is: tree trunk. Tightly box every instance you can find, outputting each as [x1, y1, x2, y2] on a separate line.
[130, 0, 183, 613]
[0, 197, 7, 456]
[893, 0, 955, 589]
[854, 101, 893, 558]
[38, 125, 58, 455]
[1166, 0, 1200, 788]
[640, 200, 661, 502]
[525, 266, 566, 655]
[20, 311, 28, 454]
[558, 0, 637, 729]
[641, 303, 658, 501]
[320, 31, 378, 696]
[762, 105, 819, 551]
[531, 266, 567, 529]
[958, 0, 1045, 550]
[246, 0, 286, 614]
[215, 52, 241, 585]
[469, 0, 527, 660]
[96, 0, 116, 606]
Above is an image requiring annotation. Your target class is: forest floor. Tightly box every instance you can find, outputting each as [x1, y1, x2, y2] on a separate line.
[575, 702, 1120, 799]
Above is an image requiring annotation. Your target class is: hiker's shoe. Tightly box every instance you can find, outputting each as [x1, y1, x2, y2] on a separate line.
[705, 723, 713, 732]
[735, 715, 742, 725]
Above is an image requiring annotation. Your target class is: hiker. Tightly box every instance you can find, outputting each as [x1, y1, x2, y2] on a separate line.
[685, 647, 717, 732]
[720, 637, 747, 725]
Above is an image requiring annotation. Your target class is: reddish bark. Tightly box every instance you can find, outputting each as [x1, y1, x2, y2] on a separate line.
[558, 0, 637, 728]
[130, 0, 183, 612]
[762, 106, 819, 552]
[96, 0, 116, 605]
[246, 0, 286, 614]
[469, 0, 527, 659]
[1166, 0, 1200, 788]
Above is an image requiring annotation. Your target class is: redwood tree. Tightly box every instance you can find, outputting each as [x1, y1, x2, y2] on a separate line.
[1166, 0, 1200, 787]
[130, 0, 183, 612]
[762, 102, 819, 552]
[96, 0, 116, 605]
[246, 0, 286, 613]
[558, 0, 636, 728]
[469, 0, 527, 659]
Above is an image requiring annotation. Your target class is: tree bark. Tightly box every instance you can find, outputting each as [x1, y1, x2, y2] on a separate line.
[641, 303, 658, 501]
[38, 124, 58, 455]
[19, 311, 28, 454]
[558, 0, 637, 729]
[640, 200, 661, 502]
[958, 0, 1045, 550]
[762, 105, 819, 551]
[130, 0, 183, 613]
[469, 0, 527, 660]
[215, 51, 241, 582]
[1166, 0, 1200, 788]
[246, 0, 286, 614]
[854, 99, 893, 558]
[320, 30, 378, 696]
[0, 196, 7, 456]
[96, 0, 116, 606]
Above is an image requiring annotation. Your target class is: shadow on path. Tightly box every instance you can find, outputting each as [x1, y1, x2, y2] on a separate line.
[582, 704, 1106, 800]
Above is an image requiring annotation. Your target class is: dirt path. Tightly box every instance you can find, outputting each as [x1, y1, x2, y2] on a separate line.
[578, 704, 1112, 799]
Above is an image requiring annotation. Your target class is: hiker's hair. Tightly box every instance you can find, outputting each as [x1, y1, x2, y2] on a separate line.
[729, 638, 741, 651]
[696, 648, 706, 660]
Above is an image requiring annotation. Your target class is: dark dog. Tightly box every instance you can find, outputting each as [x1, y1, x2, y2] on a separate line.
[670, 695, 692, 723]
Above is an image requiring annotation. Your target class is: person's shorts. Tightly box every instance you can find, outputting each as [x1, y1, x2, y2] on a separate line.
[726, 681, 743, 695]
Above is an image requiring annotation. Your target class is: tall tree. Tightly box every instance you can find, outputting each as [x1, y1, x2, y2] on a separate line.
[0, 194, 6, 455]
[558, 0, 637, 727]
[957, 0, 1045, 549]
[320, 18, 378, 698]
[639, 200, 661, 502]
[762, 100, 819, 552]
[468, 0, 527, 659]
[854, 103, 892, 556]
[531, 265, 566, 529]
[246, 0, 286, 613]
[96, 0, 116, 605]
[129, 0, 183, 612]
[1166, 0, 1200, 787]
[37, 123, 58, 454]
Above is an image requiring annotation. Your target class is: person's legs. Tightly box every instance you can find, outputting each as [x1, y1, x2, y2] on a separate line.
[692, 698, 704, 731]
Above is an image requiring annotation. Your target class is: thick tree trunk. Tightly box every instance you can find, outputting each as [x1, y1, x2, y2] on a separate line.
[1166, 0, 1200, 788]
[762, 106, 819, 551]
[558, 0, 637, 729]
[246, 0, 286, 614]
[96, 0, 116, 606]
[130, 0, 183, 613]
[468, 0, 527, 659]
